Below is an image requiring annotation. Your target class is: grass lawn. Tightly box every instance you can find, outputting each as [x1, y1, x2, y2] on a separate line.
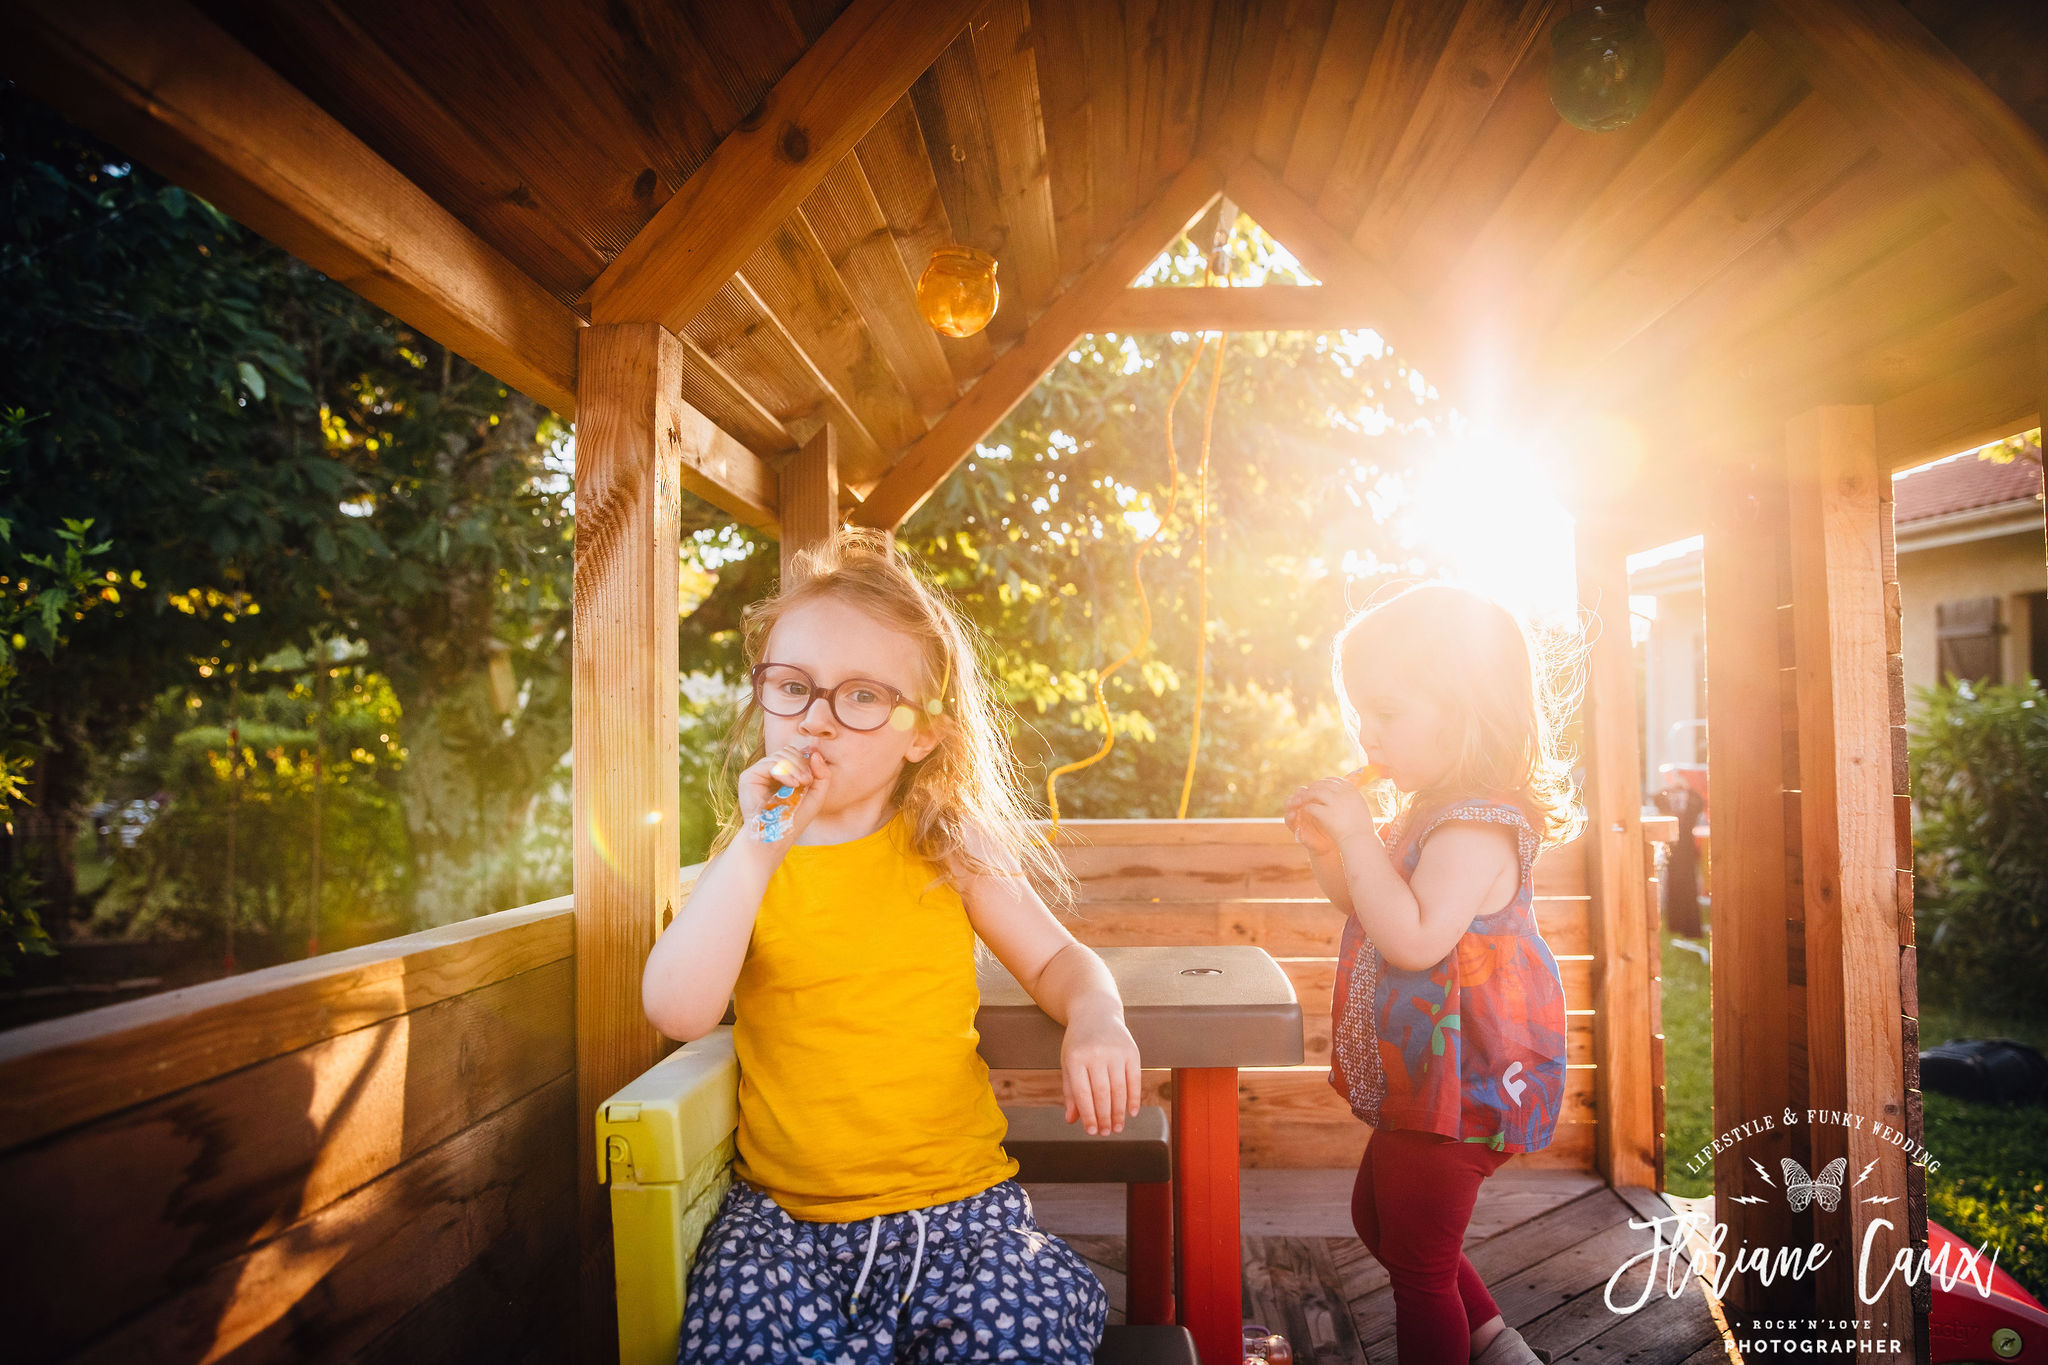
[1657, 902, 2047, 1303]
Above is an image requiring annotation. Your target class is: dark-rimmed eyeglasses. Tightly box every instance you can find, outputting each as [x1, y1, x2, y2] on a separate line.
[749, 662, 938, 733]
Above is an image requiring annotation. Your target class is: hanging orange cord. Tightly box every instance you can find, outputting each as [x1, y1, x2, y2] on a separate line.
[1176, 331, 1227, 820]
[1048, 206, 1235, 832]
[1044, 330, 1209, 830]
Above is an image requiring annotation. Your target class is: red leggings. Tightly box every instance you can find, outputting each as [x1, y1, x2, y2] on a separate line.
[1350, 1126, 1514, 1364]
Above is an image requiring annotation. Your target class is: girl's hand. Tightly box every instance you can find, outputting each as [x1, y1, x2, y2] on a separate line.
[1060, 1011, 1142, 1136]
[1284, 783, 1341, 856]
[1289, 777, 1376, 853]
[736, 743, 831, 846]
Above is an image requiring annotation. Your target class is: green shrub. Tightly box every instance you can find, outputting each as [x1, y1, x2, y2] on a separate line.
[1908, 677, 2048, 1019]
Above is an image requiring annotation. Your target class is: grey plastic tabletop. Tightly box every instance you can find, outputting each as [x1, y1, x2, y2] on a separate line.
[973, 944, 1305, 1070]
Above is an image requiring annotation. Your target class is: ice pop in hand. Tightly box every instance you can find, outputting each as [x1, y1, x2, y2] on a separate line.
[1343, 762, 1388, 788]
[755, 751, 812, 844]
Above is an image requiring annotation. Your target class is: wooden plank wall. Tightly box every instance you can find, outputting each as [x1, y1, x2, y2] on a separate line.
[0, 901, 579, 1365]
[991, 818, 1613, 1172]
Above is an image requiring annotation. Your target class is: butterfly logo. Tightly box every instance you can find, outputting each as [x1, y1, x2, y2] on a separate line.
[1781, 1157, 1847, 1213]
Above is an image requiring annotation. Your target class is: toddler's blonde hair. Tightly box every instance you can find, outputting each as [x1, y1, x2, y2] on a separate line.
[709, 527, 1073, 907]
[1332, 582, 1586, 847]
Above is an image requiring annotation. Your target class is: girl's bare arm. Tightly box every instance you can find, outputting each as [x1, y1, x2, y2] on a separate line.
[1292, 779, 1515, 971]
[642, 744, 828, 1040]
[1335, 822, 1516, 971]
[641, 835, 787, 1041]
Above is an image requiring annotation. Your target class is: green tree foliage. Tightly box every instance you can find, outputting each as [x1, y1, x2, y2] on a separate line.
[88, 658, 411, 947]
[2, 87, 573, 936]
[1909, 676, 2048, 1018]
[899, 223, 1444, 821]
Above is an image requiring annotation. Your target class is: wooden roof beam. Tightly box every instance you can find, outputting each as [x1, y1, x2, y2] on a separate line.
[851, 157, 1227, 529]
[1088, 285, 1388, 334]
[1735, 0, 2048, 300]
[1221, 159, 1458, 399]
[1, 0, 581, 417]
[585, 0, 978, 334]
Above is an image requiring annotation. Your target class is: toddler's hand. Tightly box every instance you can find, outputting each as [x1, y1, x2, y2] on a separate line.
[1284, 784, 1339, 856]
[1060, 1013, 1141, 1136]
[736, 743, 830, 846]
[1289, 777, 1375, 853]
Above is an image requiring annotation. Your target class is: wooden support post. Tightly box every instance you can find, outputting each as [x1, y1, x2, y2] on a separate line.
[573, 323, 685, 1362]
[2037, 316, 2048, 590]
[1783, 405, 1916, 1345]
[1702, 446, 1803, 1325]
[1573, 519, 1658, 1191]
[779, 424, 841, 579]
[1879, 453, 1933, 1365]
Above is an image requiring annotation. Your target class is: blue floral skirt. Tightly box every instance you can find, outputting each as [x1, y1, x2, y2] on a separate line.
[678, 1176, 1108, 1364]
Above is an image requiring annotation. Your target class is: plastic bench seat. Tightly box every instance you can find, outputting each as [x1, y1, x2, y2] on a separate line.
[1094, 1324, 1201, 1365]
[999, 1102, 1171, 1184]
[597, 1029, 1189, 1364]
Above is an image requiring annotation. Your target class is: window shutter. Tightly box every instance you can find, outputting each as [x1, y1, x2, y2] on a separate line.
[1935, 596, 2002, 684]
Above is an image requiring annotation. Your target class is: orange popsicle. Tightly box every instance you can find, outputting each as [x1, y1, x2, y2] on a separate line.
[1344, 762, 1388, 788]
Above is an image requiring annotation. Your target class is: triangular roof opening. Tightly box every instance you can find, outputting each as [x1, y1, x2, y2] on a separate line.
[1132, 205, 1323, 290]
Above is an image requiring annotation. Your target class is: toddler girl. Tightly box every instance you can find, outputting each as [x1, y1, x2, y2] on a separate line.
[642, 527, 1138, 1365]
[1284, 583, 1582, 1365]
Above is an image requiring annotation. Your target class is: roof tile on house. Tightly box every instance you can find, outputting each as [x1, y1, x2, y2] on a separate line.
[1893, 443, 2044, 525]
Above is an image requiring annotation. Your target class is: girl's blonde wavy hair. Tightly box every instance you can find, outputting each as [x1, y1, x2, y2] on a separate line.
[1332, 582, 1586, 848]
[709, 527, 1073, 908]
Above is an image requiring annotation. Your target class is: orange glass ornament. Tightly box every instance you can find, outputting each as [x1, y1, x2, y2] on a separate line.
[917, 245, 1000, 337]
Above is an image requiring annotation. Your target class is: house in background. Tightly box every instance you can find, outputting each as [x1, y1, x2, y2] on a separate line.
[1627, 445, 2046, 800]
[1893, 446, 2046, 694]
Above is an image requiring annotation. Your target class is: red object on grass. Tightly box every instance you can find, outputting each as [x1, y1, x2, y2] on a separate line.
[1928, 1217, 2047, 1363]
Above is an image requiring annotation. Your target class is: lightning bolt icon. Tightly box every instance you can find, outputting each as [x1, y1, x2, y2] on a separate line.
[1855, 1159, 1879, 1186]
[1732, 1195, 1768, 1205]
[1751, 1158, 1775, 1187]
[1863, 1195, 1899, 1205]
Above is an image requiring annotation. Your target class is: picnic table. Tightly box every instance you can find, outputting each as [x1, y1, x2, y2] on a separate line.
[977, 945, 1305, 1365]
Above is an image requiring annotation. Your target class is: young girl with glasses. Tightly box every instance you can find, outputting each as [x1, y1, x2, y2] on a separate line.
[642, 527, 1133, 1365]
[1284, 583, 1584, 1365]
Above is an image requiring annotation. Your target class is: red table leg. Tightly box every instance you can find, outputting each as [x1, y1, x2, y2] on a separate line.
[1125, 1179, 1174, 1325]
[1171, 1066, 1241, 1365]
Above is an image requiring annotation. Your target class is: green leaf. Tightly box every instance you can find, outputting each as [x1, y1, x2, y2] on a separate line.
[236, 360, 266, 401]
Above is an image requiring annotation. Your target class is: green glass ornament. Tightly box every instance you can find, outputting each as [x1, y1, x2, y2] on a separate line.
[1548, 2, 1665, 133]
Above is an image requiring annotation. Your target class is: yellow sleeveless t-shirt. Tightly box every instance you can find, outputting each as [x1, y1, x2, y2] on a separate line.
[730, 809, 1019, 1220]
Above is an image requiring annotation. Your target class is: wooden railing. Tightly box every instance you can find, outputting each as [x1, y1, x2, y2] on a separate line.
[0, 897, 578, 1364]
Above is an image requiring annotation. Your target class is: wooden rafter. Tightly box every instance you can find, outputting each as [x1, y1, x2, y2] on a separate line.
[1736, 0, 2048, 300]
[1089, 285, 1384, 334]
[585, 0, 977, 334]
[1222, 159, 1452, 392]
[1, 0, 581, 417]
[850, 157, 1227, 529]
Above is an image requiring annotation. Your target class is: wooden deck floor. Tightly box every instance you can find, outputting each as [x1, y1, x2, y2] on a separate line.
[1022, 1171, 1734, 1365]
